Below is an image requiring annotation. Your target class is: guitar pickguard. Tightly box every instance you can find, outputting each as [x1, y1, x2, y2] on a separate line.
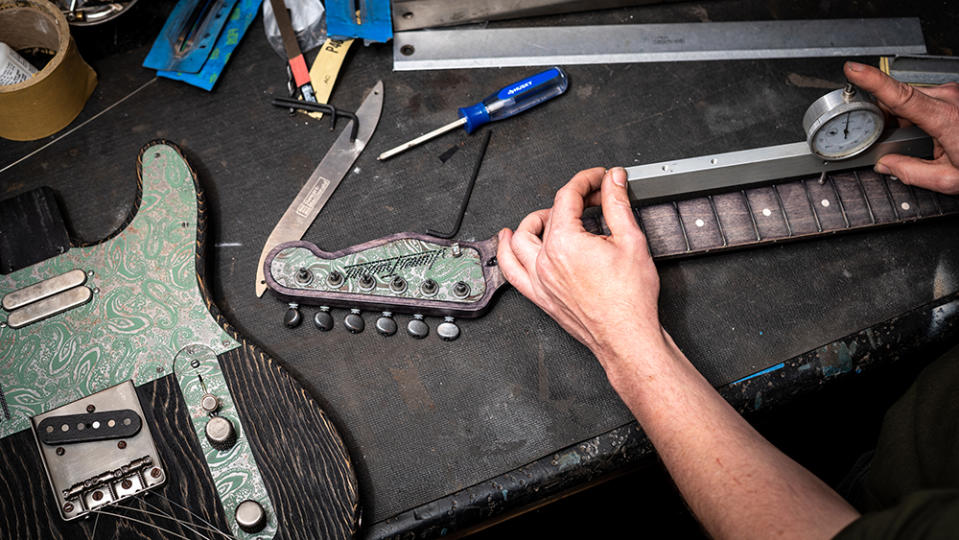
[0, 144, 240, 439]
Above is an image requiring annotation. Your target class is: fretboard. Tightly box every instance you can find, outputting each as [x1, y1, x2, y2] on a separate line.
[585, 168, 959, 258]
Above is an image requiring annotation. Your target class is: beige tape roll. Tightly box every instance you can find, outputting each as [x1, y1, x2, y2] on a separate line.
[0, 0, 97, 141]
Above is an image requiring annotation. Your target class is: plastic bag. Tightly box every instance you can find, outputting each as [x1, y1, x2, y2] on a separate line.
[262, 0, 326, 57]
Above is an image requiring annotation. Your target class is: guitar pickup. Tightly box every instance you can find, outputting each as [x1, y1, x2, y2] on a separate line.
[36, 409, 142, 445]
[2, 268, 92, 329]
[31, 381, 165, 521]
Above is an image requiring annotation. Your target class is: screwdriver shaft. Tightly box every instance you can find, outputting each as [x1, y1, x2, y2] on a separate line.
[378, 117, 467, 161]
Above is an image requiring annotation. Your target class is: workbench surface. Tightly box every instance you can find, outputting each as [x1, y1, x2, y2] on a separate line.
[2, 1, 958, 537]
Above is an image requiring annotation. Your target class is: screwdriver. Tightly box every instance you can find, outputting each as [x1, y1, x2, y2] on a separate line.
[377, 66, 569, 161]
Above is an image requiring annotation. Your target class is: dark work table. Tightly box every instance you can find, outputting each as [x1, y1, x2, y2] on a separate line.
[2, 1, 959, 537]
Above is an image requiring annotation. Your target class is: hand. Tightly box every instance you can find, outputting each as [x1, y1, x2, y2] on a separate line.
[845, 61, 959, 194]
[496, 167, 664, 365]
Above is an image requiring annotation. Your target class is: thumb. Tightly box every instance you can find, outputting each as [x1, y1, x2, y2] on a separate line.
[600, 167, 642, 238]
[876, 154, 959, 195]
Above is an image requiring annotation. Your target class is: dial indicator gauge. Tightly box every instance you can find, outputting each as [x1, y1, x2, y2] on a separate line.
[803, 85, 885, 161]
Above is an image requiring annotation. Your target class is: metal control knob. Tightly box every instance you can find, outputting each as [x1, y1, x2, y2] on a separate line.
[235, 499, 267, 533]
[313, 306, 334, 331]
[205, 416, 237, 451]
[375, 312, 397, 336]
[407, 314, 429, 339]
[200, 393, 220, 414]
[344, 309, 365, 333]
[437, 316, 460, 341]
[283, 303, 302, 328]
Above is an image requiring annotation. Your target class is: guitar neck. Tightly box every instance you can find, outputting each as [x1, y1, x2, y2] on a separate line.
[586, 169, 959, 258]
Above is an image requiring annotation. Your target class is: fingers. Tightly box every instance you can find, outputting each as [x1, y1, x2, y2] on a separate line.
[844, 62, 956, 140]
[550, 167, 606, 231]
[876, 154, 959, 195]
[512, 209, 549, 270]
[496, 229, 535, 297]
[600, 168, 642, 238]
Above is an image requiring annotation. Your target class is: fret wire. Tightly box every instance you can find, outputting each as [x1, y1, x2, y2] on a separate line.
[741, 190, 762, 241]
[673, 201, 691, 252]
[907, 185, 922, 217]
[827, 176, 850, 228]
[801, 179, 823, 233]
[771, 184, 793, 237]
[707, 195, 728, 247]
[880, 175, 901, 220]
[853, 170, 877, 224]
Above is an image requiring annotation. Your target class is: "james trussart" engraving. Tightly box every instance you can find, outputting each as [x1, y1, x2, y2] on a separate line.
[343, 250, 442, 279]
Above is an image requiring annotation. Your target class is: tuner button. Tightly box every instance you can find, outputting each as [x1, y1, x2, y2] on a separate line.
[344, 309, 365, 334]
[235, 499, 267, 533]
[437, 316, 460, 341]
[375, 312, 397, 336]
[313, 307, 334, 331]
[407, 314, 429, 339]
[200, 393, 220, 414]
[205, 416, 237, 451]
[283, 303, 302, 328]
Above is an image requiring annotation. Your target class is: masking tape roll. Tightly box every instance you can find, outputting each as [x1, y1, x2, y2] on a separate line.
[0, 0, 97, 141]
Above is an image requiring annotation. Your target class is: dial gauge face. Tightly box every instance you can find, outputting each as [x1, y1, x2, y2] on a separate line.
[811, 109, 883, 160]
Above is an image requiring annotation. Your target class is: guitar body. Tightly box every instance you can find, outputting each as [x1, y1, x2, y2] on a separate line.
[0, 141, 358, 539]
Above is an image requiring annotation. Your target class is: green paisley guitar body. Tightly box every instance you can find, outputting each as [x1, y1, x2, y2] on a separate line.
[0, 141, 359, 539]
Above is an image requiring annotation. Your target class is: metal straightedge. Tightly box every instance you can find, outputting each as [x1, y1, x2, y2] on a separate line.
[391, 0, 668, 31]
[881, 55, 959, 86]
[624, 127, 933, 204]
[393, 18, 926, 71]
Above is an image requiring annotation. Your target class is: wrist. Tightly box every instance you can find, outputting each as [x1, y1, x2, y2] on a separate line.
[591, 325, 682, 384]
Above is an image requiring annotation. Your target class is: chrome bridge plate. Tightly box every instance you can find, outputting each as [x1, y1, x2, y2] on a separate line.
[31, 381, 165, 521]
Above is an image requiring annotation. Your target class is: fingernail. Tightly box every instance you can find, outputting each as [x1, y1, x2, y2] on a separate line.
[874, 162, 891, 174]
[611, 167, 627, 187]
[845, 61, 866, 72]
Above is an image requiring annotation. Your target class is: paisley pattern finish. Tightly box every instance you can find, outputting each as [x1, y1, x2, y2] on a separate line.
[173, 345, 276, 539]
[0, 144, 240, 439]
[271, 240, 487, 303]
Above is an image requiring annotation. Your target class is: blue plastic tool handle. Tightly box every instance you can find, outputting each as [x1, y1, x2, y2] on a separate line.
[457, 67, 569, 134]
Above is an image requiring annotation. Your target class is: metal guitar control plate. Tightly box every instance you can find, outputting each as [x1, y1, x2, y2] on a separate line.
[173, 345, 276, 538]
[31, 381, 165, 521]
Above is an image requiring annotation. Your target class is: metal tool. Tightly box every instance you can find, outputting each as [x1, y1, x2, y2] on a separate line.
[378, 67, 567, 161]
[255, 81, 384, 297]
[143, 0, 239, 73]
[803, 84, 885, 161]
[880, 54, 959, 86]
[269, 0, 317, 102]
[625, 127, 932, 204]
[392, 18, 926, 71]
[326, 0, 393, 42]
[427, 130, 493, 238]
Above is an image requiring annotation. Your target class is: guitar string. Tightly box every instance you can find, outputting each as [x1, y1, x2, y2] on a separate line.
[91, 510, 196, 540]
[140, 496, 234, 540]
[152, 490, 235, 539]
[90, 510, 99, 540]
[114, 500, 218, 540]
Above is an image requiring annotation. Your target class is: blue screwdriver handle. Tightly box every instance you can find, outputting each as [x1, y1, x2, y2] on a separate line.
[457, 67, 569, 134]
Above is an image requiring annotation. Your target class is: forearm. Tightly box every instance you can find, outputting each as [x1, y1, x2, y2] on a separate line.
[597, 333, 859, 540]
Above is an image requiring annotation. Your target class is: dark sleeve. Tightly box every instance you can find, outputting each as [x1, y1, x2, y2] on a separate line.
[836, 490, 959, 540]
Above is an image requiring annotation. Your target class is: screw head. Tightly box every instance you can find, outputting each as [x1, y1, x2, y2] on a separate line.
[121, 479, 133, 490]
[92, 490, 103, 501]
[63, 503, 74, 513]
[117, 440, 127, 449]
[86, 404, 95, 413]
[151, 467, 162, 478]
[56, 447, 65, 456]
